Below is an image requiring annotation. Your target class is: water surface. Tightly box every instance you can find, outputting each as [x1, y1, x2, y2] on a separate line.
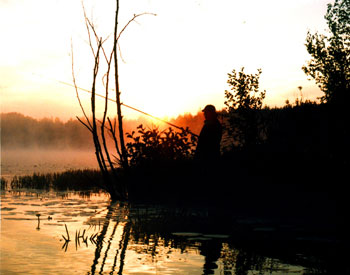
[1, 149, 98, 182]
[1, 189, 333, 274]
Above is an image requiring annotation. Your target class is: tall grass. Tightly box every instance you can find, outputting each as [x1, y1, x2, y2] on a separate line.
[8, 169, 104, 191]
[1, 177, 7, 190]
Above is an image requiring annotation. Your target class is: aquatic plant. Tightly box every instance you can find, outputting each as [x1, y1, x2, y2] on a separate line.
[36, 214, 41, 230]
[9, 169, 104, 191]
[1, 177, 7, 190]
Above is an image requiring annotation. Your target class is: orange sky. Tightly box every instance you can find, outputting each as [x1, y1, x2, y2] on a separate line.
[0, 0, 330, 121]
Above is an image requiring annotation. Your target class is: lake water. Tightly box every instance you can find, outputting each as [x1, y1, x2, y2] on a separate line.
[1, 189, 337, 274]
[0, 149, 338, 274]
[1, 149, 98, 182]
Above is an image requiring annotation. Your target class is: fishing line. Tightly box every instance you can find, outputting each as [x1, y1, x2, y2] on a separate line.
[33, 73, 198, 137]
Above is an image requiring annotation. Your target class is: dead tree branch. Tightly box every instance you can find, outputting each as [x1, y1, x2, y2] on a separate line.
[71, 40, 93, 132]
[72, 0, 156, 200]
[116, 13, 157, 42]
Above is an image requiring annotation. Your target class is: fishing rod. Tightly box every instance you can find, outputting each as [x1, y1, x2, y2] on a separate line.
[37, 74, 199, 137]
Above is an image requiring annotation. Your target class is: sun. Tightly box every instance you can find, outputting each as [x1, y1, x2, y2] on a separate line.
[123, 101, 180, 123]
[120, 87, 187, 120]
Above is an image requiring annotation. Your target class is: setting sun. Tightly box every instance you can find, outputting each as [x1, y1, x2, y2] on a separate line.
[1, 0, 329, 121]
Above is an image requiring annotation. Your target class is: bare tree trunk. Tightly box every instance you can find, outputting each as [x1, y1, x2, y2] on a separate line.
[72, 0, 156, 201]
[113, 0, 128, 170]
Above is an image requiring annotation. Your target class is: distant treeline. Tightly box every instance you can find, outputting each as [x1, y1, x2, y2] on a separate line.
[0, 112, 204, 149]
[1, 113, 93, 149]
[2, 102, 344, 153]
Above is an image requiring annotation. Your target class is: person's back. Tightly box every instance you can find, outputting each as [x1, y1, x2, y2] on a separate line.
[195, 105, 222, 161]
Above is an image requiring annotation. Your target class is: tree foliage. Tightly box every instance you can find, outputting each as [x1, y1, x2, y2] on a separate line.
[225, 68, 265, 111]
[224, 67, 266, 149]
[126, 125, 197, 167]
[302, 0, 350, 104]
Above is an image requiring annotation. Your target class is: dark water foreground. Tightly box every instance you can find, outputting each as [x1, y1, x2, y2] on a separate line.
[0, 189, 341, 274]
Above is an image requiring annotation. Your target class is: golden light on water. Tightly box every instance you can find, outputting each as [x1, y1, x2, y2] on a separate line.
[1, 192, 207, 274]
[0, 190, 309, 274]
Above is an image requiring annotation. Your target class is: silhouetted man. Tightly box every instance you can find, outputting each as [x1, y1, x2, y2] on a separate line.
[195, 104, 222, 161]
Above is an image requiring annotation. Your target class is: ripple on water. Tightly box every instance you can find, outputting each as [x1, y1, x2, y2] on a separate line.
[2, 212, 19, 216]
[4, 217, 33, 220]
[1, 207, 16, 211]
[8, 202, 28, 205]
[24, 211, 41, 215]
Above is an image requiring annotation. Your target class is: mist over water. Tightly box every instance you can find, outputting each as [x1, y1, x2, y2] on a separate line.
[0, 111, 204, 181]
[1, 149, 98, 181]
[0, 112, 203, 149]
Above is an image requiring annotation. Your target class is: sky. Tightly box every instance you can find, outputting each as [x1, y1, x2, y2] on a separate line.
[0, 0, 332, 121]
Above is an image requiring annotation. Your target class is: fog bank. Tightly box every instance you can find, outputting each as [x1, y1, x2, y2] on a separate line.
[1, 112, 205, 149]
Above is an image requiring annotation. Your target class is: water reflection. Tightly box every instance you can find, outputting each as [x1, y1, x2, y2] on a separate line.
[86, 203, 130, 274]
[85, 202, 329, 274]
[0, 190, 336, 274]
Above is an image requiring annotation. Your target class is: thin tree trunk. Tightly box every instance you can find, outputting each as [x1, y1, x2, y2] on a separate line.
[114, 0, 128, 170]
[74, 1, 155, 200]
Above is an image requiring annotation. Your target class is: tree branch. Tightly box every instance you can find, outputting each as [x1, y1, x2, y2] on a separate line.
[116, 12, 157, 42]
[71, 40, 93, 132]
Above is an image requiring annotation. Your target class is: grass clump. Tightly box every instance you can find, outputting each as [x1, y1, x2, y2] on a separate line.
[9, 169, 104, 191]
[1, 177, 8, 190]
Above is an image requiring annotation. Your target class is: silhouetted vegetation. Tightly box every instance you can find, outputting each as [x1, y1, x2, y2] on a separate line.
[1, 177, 7, 190]
[303, 0, 349, 105]
[224, 67, 267, 150]
[8, 169, 104, 191]
[124, 125, 200, 203]
[300, 0, 349, 209]
[126, 124, 197, 167]
[300, 0, 349, 185]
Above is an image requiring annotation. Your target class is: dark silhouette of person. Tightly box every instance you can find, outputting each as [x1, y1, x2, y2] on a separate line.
[195, 104, 222, 161]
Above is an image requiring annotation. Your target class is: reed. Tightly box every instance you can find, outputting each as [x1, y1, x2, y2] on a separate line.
[9, 169, 104, 191]
[36, 213, 41, 230]
[65, 224, 70, 241]
[1, 177, 8, 190]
